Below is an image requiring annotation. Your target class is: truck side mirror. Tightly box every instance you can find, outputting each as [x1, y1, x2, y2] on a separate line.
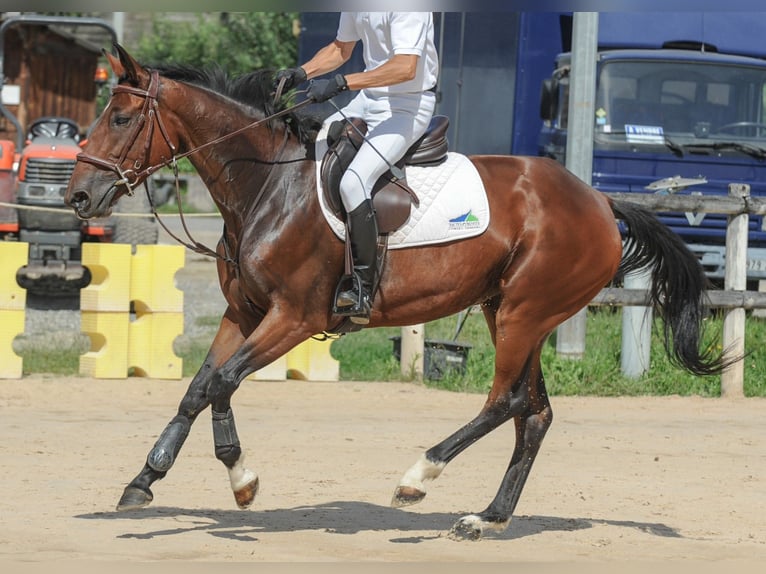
[539, 78, 559, 122]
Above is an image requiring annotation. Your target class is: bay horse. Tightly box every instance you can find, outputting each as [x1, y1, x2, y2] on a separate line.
[65, 45, 731, 541]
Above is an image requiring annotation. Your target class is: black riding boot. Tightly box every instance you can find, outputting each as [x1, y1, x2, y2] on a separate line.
[334, 199, 379, 325]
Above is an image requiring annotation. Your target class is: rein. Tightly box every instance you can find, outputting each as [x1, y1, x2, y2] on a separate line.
[76, 69, 312, 263]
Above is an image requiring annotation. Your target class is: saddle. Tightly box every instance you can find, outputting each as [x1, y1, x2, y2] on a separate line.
[320, 115, 450, 233]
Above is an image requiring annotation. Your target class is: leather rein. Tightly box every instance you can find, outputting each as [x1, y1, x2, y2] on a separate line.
[76, 70, 311, 263]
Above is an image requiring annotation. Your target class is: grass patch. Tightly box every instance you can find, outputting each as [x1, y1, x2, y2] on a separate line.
[15, 334, 89, 376]
[19, 347, 81, 376]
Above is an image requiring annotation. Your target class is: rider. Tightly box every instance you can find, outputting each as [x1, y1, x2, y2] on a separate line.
[275, 12, 439, 325]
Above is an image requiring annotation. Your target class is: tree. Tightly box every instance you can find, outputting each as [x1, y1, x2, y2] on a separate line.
[135, 12, 300, 75]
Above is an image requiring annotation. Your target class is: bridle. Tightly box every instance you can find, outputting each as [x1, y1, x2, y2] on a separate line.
[77, 70, 176, 191]
[76, 70, 311, 262]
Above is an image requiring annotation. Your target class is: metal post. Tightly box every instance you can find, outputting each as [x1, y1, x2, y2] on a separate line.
[721, 183, 748, 398]
[556, 12, 599, 359]
[112, 12, 125, 45]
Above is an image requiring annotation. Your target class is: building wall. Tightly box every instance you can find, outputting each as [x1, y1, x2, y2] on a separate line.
[0, 23, 99, 143]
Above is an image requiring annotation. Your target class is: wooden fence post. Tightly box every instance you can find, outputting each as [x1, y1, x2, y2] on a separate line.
[401, 324, 425, 380]
[721, 183, 748, 398]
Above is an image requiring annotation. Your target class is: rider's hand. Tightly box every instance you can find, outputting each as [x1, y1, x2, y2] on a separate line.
[307, 74, 349, 103]
[273, 67, 307, 91]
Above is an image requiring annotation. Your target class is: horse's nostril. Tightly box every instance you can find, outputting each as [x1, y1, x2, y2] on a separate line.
[69, 190, 90, 208]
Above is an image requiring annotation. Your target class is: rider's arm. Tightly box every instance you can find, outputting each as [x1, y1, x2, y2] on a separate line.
[301, 40, 356, 79]
[343, 54, 418, 91]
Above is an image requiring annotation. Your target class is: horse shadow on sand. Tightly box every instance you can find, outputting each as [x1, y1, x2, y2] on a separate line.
[75, 501, 682, 543]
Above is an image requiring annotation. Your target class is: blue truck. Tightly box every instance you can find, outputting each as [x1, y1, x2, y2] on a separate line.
[299, 12, 766, 282]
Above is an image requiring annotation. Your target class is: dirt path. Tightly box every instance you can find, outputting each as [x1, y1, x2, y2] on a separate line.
[0, 377, 763, 565]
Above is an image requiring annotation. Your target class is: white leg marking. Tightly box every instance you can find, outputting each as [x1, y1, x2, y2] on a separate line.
[398, 453, 446, 492]
[227, 453, 258, 492]
[458, 513, 511, 533]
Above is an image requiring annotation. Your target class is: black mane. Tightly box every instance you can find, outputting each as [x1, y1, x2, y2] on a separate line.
[150, 63, 321, 143]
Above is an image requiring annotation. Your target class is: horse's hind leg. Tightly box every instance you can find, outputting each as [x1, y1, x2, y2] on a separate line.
[392, 297, 505, 507]
[393, 290, 555, 539]
[392, 341, 552, 540]
[449, 366, 551, 540]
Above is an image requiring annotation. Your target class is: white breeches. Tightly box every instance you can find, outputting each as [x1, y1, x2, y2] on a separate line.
[323, 89, 436, 212]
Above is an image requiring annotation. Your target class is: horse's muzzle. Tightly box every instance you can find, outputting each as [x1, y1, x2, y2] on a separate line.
[66, 189, 93, 219]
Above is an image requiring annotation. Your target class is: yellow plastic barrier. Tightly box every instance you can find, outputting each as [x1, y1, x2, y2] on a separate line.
[80, 243, 184, 379]
[128, 312, 184, 379]
[286, 337, 339, 381]
[130, 245, 184, 313]
[80, 243, 132, 312]
[248, 337, 339, 382]
[0, 242, 27, 379]
[79, 310, 130, 378]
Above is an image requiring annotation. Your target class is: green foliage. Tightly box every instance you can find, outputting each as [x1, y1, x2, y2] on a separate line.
[134, 13, 300, 75]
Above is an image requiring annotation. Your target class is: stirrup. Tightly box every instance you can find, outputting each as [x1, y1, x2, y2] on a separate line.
[333, 272, 371, 324]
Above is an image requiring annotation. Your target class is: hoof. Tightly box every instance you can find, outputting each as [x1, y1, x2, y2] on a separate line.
[233, 476, 259, 509]
[449, 517, 484, 541]
[391, 485, 427, 508]
[116, 486, 153, 511]
[448, 514, 510, 541]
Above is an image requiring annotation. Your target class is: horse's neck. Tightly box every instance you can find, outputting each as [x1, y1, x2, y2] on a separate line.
[179, 101, 309, 230]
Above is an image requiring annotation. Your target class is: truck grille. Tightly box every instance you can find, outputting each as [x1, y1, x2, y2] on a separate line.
[24, 158, 76, 184]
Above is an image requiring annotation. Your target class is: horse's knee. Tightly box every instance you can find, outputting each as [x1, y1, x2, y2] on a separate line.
[206, 370, 238, 409]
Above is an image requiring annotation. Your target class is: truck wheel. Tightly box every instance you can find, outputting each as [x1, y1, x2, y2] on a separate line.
[113, 188, 159, 246]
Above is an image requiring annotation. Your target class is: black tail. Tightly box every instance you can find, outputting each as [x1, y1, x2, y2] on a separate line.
[611, 200, 735, 376]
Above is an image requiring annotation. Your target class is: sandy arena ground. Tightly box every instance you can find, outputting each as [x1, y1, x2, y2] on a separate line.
[0, 376, 763, 567]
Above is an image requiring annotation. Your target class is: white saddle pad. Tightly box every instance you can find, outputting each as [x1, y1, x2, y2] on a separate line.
[315, 135, 490, 249]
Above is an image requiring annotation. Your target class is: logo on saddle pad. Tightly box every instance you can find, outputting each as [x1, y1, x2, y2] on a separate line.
[449, 210, 481, 231]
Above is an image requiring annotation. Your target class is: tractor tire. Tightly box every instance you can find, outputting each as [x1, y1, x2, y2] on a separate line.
[113, 188, 159, 247]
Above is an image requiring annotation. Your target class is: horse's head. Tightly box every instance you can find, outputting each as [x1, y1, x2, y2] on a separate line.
[66, 44, 178, 219]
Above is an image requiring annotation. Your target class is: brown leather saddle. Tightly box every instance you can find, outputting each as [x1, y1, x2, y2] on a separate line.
[320, 115, 450, 233]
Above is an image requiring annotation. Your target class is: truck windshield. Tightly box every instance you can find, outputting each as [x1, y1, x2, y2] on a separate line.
[596, 59, 766, 146]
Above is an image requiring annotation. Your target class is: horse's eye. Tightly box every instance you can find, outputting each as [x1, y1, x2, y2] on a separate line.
[113, 115, 131, 127]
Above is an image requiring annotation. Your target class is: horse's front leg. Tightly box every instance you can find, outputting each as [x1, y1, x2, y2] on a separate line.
[116, 309, 246, 511]
[205, 310, 314, 509]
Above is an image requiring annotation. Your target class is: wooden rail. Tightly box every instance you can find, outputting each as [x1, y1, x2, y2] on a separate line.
[568, 184, 755, 397]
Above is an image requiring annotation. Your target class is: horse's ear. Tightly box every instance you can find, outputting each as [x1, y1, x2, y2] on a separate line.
[111, 42, 147, 86]
[104, 48, 124, 77]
